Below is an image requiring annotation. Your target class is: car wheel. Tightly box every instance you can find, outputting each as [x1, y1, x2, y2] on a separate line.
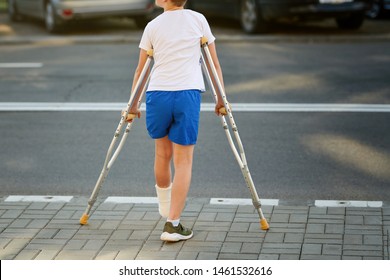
[45, 1, 62, 33]
[365, 0, 383, 19]
[240, 0, 267, 34]
[7, 0, 21, 21]
[336, 13, 365, 30]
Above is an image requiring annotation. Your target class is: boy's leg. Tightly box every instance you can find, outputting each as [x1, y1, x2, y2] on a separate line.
[154, 136, 173, 187]
[160, 142, 195, 241]
[168, 143, 195, 220]
[154, 136, 173, 218]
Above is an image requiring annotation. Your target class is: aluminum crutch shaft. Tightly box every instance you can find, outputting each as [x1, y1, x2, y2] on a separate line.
[200, 37, 269, 230]
[80, 50, 153, 225]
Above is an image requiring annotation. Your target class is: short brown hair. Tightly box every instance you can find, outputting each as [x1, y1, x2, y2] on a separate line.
[171, 0, 187, 7]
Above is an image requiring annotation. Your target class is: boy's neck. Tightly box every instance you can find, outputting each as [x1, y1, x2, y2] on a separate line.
[164, 3, 184, 12]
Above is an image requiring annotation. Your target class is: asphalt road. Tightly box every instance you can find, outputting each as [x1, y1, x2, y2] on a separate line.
[1, 39, 389, 202]
[1, 9, 390, 202]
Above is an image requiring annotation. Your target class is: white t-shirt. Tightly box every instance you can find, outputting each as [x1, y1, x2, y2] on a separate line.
[139, 9, 215, 92]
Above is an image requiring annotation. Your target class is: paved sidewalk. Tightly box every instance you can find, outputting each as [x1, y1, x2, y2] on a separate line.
[0, 196, 389, 260]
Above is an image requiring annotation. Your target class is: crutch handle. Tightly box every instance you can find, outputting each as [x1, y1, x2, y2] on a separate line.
[219, 107, 227, 115]
[218, 102, 232, 116]
[121, 109, 141, 122]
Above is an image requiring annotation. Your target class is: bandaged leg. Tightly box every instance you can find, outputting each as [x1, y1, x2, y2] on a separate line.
[155, 183, 172, 218]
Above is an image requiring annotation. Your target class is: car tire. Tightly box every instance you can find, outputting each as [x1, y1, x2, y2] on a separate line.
[45, 1, 63, 33]
[336, 13, 365, 30]
[365, 0, 383, 19]
[7, 0, 21, 22]
[240, 0, 267, 34]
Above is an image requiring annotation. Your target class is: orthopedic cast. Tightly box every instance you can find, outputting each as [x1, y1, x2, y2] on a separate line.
[155, 183, 172, 218]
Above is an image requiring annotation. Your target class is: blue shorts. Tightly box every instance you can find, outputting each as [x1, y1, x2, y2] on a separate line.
[146, 90, 202, 145]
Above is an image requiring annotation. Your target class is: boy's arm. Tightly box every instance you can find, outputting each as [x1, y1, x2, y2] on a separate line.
[125, 49, 149, 122]
[207, 42, 228, 116]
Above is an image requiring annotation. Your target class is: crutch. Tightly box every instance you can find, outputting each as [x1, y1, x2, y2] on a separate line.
[200, 37, 269, 230]
[79, 50, 154, 225]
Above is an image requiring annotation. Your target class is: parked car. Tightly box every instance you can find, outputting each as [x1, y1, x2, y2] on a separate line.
[366, 0, 390, 18]
[186, 0, 372, 33]
[7, 0, 157, 33]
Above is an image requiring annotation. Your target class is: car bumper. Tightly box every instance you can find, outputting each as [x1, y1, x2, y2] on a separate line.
[52, 0, 155, 20]
[260, 1, 371, 20]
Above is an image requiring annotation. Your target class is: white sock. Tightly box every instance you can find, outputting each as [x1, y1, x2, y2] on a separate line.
[155, 183, 171, 218]
[167, 219, 180, 227]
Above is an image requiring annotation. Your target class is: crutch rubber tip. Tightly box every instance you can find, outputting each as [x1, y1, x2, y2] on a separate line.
[260, 218, 270, 230]
[80, 213, 89, 225]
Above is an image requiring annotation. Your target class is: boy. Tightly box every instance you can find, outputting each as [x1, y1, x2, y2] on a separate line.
[126, 0, 225, 242]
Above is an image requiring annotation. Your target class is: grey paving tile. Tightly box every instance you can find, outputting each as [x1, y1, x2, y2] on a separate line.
[265, 223, 306, 233]
[13, 249, 40, 260]
[219, 253, 258, 260]
[135, 251, 177, 260]
[325, 224, 345, 234]
[301, 254, 341, 260]
[35, 249, 61, 260]
[0, 197, 388, 260]
[0, 228, 40, 239]
[197, 212, 217, 221]
[95, 250, 118, 260]
[364, 235, 383, 245]
[258, 253, 279, 260]
[206, 231, 227, 242]
[285, 233, 304, 243]
[343, 234, 363, 245]
[322, 244, 342, 255]
[302, 243, 322, 255]
[306, 224, 325, 234]
[345, 215, 363, 224]
[226, 231, 265, 243]
[279, 254, 300, 260]
[175, 251, 198, 260]
[241, 242, 262, 254]
[181, 241, 222, 253]
[55, 250, 98, 260]
[220, 242, 242, 253]
[264, 232, 284, 243]
[261, 243, 301, 255]
[197, 252, 219, 260]
[2, 209, 23, 219]
[8, 219, 31, 228]
[53, 229, 78, 239]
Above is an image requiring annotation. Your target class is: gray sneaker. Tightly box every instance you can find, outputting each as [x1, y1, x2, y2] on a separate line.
[160, 222, 193, 242]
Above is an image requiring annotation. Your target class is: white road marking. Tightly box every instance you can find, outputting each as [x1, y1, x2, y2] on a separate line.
[0, 63, 43, 68]
[5, 195, 73, 203]
[314, 200, 383, 207]
[104, 196, 158, 204]
[210, 198, 279, 206]
[2, 195, 384, 207]
[1, 102, 390, 112]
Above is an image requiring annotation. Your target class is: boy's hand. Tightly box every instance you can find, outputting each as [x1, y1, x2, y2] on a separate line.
[121, 109, 141, 123]
[215, 102, 231, 116]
